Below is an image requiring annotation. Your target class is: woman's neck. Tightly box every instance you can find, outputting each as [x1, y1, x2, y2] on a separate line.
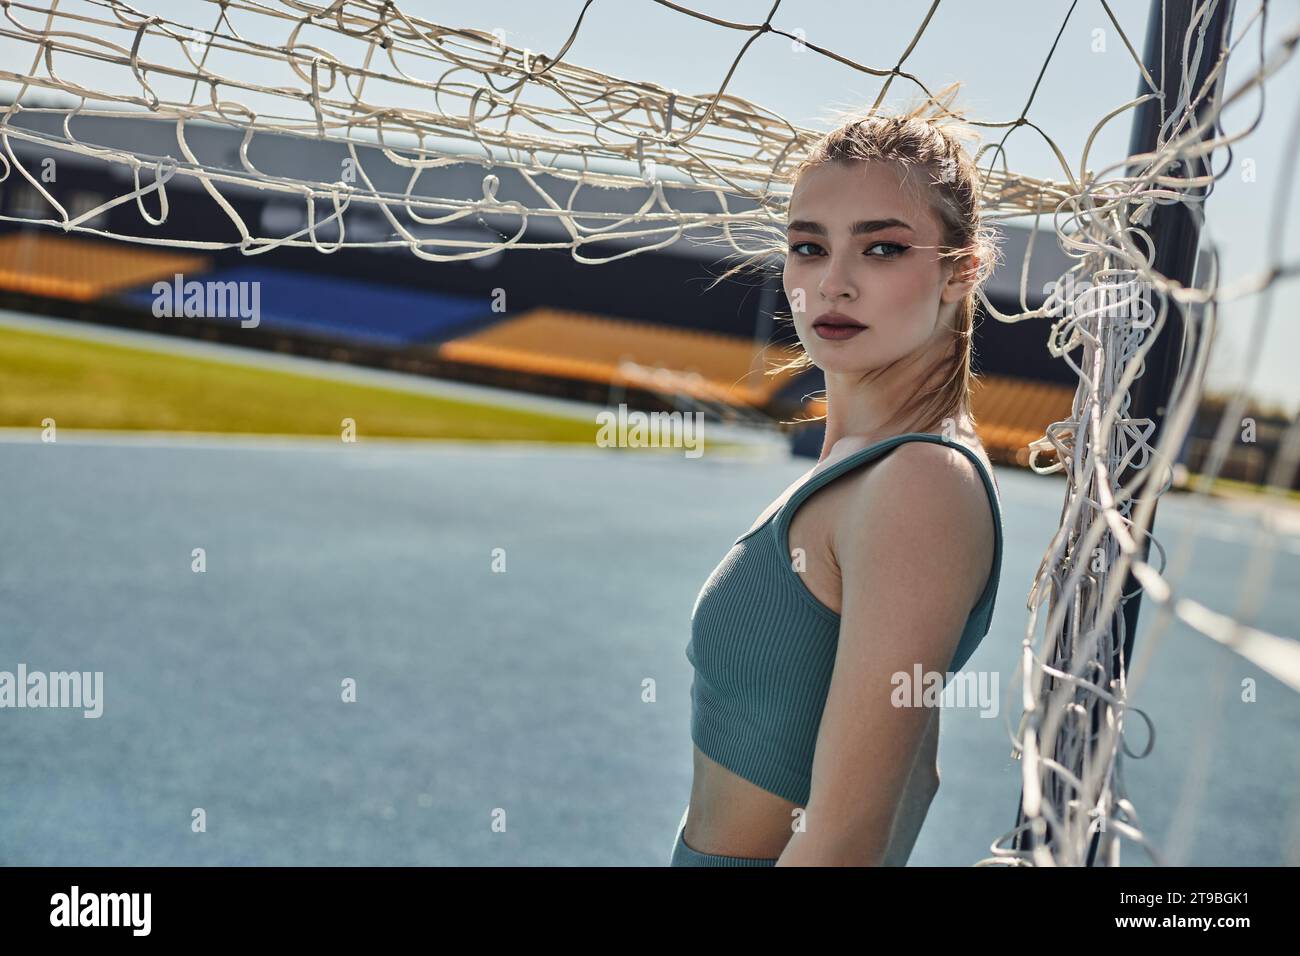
[817, 406, 972, 462]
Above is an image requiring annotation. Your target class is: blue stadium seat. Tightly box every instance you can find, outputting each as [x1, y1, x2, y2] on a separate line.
[118, 264, 494, 347]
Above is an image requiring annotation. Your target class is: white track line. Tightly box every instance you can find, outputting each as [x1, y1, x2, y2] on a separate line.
[0, 427, 787, 461]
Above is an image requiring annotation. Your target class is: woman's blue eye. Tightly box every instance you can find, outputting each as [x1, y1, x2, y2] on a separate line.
[789, 241, 821, 256]
[867, 242, 908, 257]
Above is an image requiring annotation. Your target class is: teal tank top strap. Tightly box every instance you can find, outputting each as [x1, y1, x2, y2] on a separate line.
[769, 431, 1003, 617]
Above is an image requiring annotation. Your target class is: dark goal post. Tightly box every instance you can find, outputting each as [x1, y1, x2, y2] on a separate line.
[1009, 0, 1236, 866]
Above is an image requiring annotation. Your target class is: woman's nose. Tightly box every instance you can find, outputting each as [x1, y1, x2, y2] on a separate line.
[819, 254, 857, 300]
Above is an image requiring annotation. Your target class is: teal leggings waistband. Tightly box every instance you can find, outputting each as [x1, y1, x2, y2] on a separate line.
[668, 806, 778, 867]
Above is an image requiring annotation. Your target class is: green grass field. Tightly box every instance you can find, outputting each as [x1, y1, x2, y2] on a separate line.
[0, 323, 728, 451]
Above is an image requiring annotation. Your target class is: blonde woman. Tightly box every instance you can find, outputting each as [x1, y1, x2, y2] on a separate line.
[672, 85, 1004, 866]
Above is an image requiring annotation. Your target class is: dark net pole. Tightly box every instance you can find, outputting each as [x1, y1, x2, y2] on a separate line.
[1008, 0, 1235, 865]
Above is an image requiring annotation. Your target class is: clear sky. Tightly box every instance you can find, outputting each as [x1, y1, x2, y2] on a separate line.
[5, 1, 1298, 413]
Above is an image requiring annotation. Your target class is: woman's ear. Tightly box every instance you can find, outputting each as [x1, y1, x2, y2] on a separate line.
[941, 253, 979, 304]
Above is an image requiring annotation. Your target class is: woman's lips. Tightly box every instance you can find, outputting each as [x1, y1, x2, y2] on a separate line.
[813, 322, 867, 341]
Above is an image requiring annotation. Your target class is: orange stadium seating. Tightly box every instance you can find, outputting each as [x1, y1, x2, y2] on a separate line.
[437, 307, 807, 407]
[0, 232, 209, 301]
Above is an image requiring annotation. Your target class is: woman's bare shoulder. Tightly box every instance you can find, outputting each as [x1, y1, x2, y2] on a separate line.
[833, 438, 997, 603]
[868, 436, 992, 496]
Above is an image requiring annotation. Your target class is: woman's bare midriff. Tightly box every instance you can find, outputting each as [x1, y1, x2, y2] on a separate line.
[685, 713, 942, 861]
[683, 745, 804, 858]
[682, 429, 991, 861]
[685, 712, 941, 861]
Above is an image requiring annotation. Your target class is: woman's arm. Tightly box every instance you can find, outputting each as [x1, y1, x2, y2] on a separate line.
[881, 707, 941, 866]
[775, 442, 994, 866]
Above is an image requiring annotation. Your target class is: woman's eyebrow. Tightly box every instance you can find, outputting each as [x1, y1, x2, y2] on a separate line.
[786, 218, 914, 236]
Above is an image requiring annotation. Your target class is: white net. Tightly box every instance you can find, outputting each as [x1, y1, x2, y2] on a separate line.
[0, 0, 1064, 259]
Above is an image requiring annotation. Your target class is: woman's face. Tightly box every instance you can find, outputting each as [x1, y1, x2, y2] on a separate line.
[782, 159, 963, 376]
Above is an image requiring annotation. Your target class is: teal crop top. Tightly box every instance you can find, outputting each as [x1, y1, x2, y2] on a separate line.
[685, 432, 1003, 807]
